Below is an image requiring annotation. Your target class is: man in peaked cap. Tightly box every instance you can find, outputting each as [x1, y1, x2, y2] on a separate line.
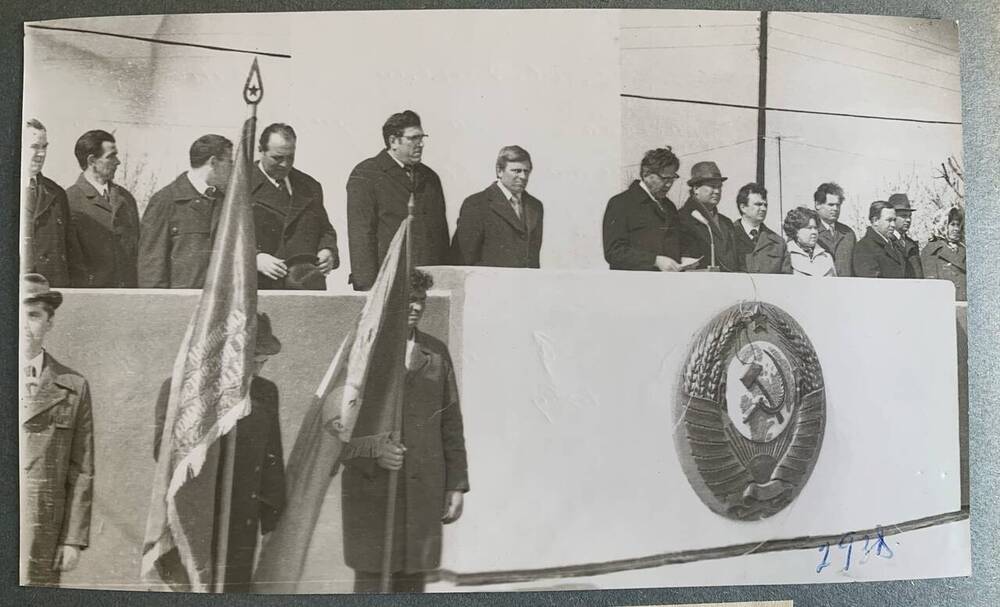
[679, 161, 739, 272]
[152, 313, 286, 592]
[889, 193, 923, 279]
[20, 274, 95, 587]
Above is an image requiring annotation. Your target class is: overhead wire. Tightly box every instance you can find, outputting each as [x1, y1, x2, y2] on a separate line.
[785, 13, 958, 57]
[770, 46, 960, 93]
[836, 14, 959, 53]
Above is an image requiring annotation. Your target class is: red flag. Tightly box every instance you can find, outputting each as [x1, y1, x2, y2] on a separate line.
[141, 111, 258, 591]
[251, 220, 410, 592]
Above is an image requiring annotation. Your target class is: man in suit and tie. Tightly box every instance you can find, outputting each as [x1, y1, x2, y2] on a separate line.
[137, 134, 233, 288]
[888, 193, 923, 279]
[346, 110, 451, 291]
[602, 147, 684, 271]
[679, 161, 739, 272]
[853, 200, 906, 278]
[813, 182, 857, 277]
[251, 123, 339, 290]
[451, 145, 543, 268]
[20, 274, 94, 587]
[731, 183, 790, 274]
[21, 119, 71, 286]
[65, 129, 141, 288]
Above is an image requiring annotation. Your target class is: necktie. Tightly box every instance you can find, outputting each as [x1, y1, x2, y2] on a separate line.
[511, 195, 523, 221]
[749, 228, 759, 241]
[404, 166, 416, 191]
[24, 365, 38, 397]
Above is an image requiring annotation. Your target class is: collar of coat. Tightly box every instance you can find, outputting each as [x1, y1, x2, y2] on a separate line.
[250, 164, 311, 225]
[31, 172, 60, 220]
[407, 329, 437, 374]
[373, 148, 429, 194]
[739, 222, 783, 253]
[22, 352, 83, 423]
[73, 173, 119, 212]
[924, 239, 966, 270]
[863, 226, 903, 261]
[484, 182, 540, 234]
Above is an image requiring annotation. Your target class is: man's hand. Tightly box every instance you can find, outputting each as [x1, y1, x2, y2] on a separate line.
[442, 490, 464, 524]
[316, 248, 338, 274]
[376, 440, 406, 471]
[654, 255, 681, 272]
[257, 253, 288, 280]
[52, 545, 80, 572]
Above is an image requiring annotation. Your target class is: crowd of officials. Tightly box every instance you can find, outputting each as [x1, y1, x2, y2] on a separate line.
[21, 111, 967, 301]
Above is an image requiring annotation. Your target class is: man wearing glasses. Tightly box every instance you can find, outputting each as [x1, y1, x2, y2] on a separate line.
[602, 147, 684, 271]
[346, 110, 451, 291]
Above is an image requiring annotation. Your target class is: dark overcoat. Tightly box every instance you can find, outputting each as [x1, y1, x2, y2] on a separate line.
[65, 174, 140, 288]
[250, 165, 339, 290]
[451, 182, 543, 268]
[21, 353, 94, 587]
[921, 239, 967, 301]
[732, 222, 792, 274]
[601, 180, 681, 270]
[816, 220, 857, 278]
[137, 173, 221, 288]
[853, 227, 906, 279]
[346, 150, 451, 291]
[896, 234, 924, 279]
[678, 197, 740, 272]
[23, 174, 72, 286]
[341, 331, 469, 573]
[153, 376, 285, 591]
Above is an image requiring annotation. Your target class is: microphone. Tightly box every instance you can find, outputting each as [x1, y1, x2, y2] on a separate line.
[690, 209, 719, 271]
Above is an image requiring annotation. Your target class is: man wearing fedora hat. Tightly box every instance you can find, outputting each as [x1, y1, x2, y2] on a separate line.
[679, 161, 739, 272]
[152, 313, 286, 592]
[20, 274, 94, 587]
[889, 193, 923, 279]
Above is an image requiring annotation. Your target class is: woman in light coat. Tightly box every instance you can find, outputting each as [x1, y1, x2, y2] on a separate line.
[783, 206, 837, 277]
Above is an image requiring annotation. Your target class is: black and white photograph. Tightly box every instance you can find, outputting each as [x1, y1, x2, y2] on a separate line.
[17, 8, 971, 595]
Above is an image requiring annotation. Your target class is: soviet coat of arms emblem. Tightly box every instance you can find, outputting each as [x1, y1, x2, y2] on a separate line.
[674, 302, 826, 520]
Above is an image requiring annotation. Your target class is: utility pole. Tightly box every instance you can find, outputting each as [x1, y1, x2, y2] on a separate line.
[756, 11, 769, 186]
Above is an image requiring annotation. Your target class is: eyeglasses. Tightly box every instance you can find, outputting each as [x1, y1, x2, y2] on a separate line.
[401, 134, 429, 143]
[656, 173, 680, 181]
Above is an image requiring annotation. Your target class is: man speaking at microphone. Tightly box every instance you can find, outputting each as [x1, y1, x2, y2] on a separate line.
[679, 161, 739, 272]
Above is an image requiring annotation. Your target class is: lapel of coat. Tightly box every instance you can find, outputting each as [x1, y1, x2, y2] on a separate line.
[22, 353, 73, 423]
[523, 192, 540, 235]
[250, 165, 288, 217]
[284, 169, 311, 229]
[936, 242, 966, 271]
[753, 225, 781, 254]
[407, 331, 434, 378]
[870, 229, 902, 265]
[34, 175, 57, 221]
[173, 174, 220, 234]
[376, 150, 415, 195]
[76, 174, 112, 213]
[487, 183, 526, 233]
[818, 223, 842, 251]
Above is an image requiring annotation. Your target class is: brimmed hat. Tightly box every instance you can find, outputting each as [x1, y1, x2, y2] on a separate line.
[687, 161, 728, 187]
[283, 252, 326, 290]
[22, 273, 63, 309]
[888, 193, 913, 213]
[256, 313, 282, 356]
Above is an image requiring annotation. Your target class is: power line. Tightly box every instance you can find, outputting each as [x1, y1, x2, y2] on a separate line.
[620, 24, 758, 30]
[770, 46, 960, 93]
[771, 137, 917, 164]
[837, 14, 959, 53]
[621, 93, 962, 125]
[769, 25, 959, 77]
[622, 43, 756, 51]
[786, 13, 958, 57]
[26, 24, 292, 59]
[622, 138, 756, 168]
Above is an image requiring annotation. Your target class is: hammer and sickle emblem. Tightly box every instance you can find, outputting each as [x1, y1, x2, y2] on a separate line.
[740, 349, 788, 423]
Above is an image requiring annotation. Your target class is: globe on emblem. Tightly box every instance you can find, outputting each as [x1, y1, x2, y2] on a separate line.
[725, 341, 797, 443]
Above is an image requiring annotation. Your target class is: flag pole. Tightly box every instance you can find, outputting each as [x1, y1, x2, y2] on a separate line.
[379, 193, 415, 593]
[210, 57, 262, 594]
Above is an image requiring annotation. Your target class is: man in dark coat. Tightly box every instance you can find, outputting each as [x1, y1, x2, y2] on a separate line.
[21, 119, 71, 286]
[679, 161, 739, 272]
[853, 200, 906, 279]
[342, 270, 469, 593]
[452, 145, 543, 268]
[20, 274, 94, 587]
[153, 313, 286, 592]
[251, 123, 339, 290]
[813, 182, 857, 277]
[731, 182, 791, 274]
[889, 193, 923, 279]
[602, 147, 684, 271]
[65, 129, 140, 288]
[138, 134, 233, 288]
[346, 110, 451, 291]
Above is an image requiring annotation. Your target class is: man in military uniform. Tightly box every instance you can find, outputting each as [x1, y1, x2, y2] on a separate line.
[731, 183, 790, 274]
[341, 270, 469, 592]
[137, 134, 233, 288]
[20, 274, 94, 587]
[65, 129, 141, 288]
[153, 313, 286, 592]
[346, 110, 451, 291]
[679, 161, 739, 272]
[888, 193, 923, 279]
[813, 182, 856, 277]
[21, 119, 71, 286]
[853, 200, 905, 278]
[602, 147, 683, 271]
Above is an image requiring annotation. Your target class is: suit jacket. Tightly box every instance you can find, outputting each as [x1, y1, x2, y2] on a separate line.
[65, 174, 140, 288]
[731, 221, 792, 274]
[346, 150, 450, 291]
[895, 233, 924, 279]
[451, 182, 543, 268]
[20, 352, 94, 587]
[342, 330, 469, 573]
[251, 165, 339, 290]
[678, 197, 739, 272]
[153, 376, 285, 591]
[817, 220, 857, 278]
[602, 180, 681, 270]
[23, 174, 71, 286]
[853, 227, 906, 278]
[137, 173, 221, 288]
[921, 239, 966, 301]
